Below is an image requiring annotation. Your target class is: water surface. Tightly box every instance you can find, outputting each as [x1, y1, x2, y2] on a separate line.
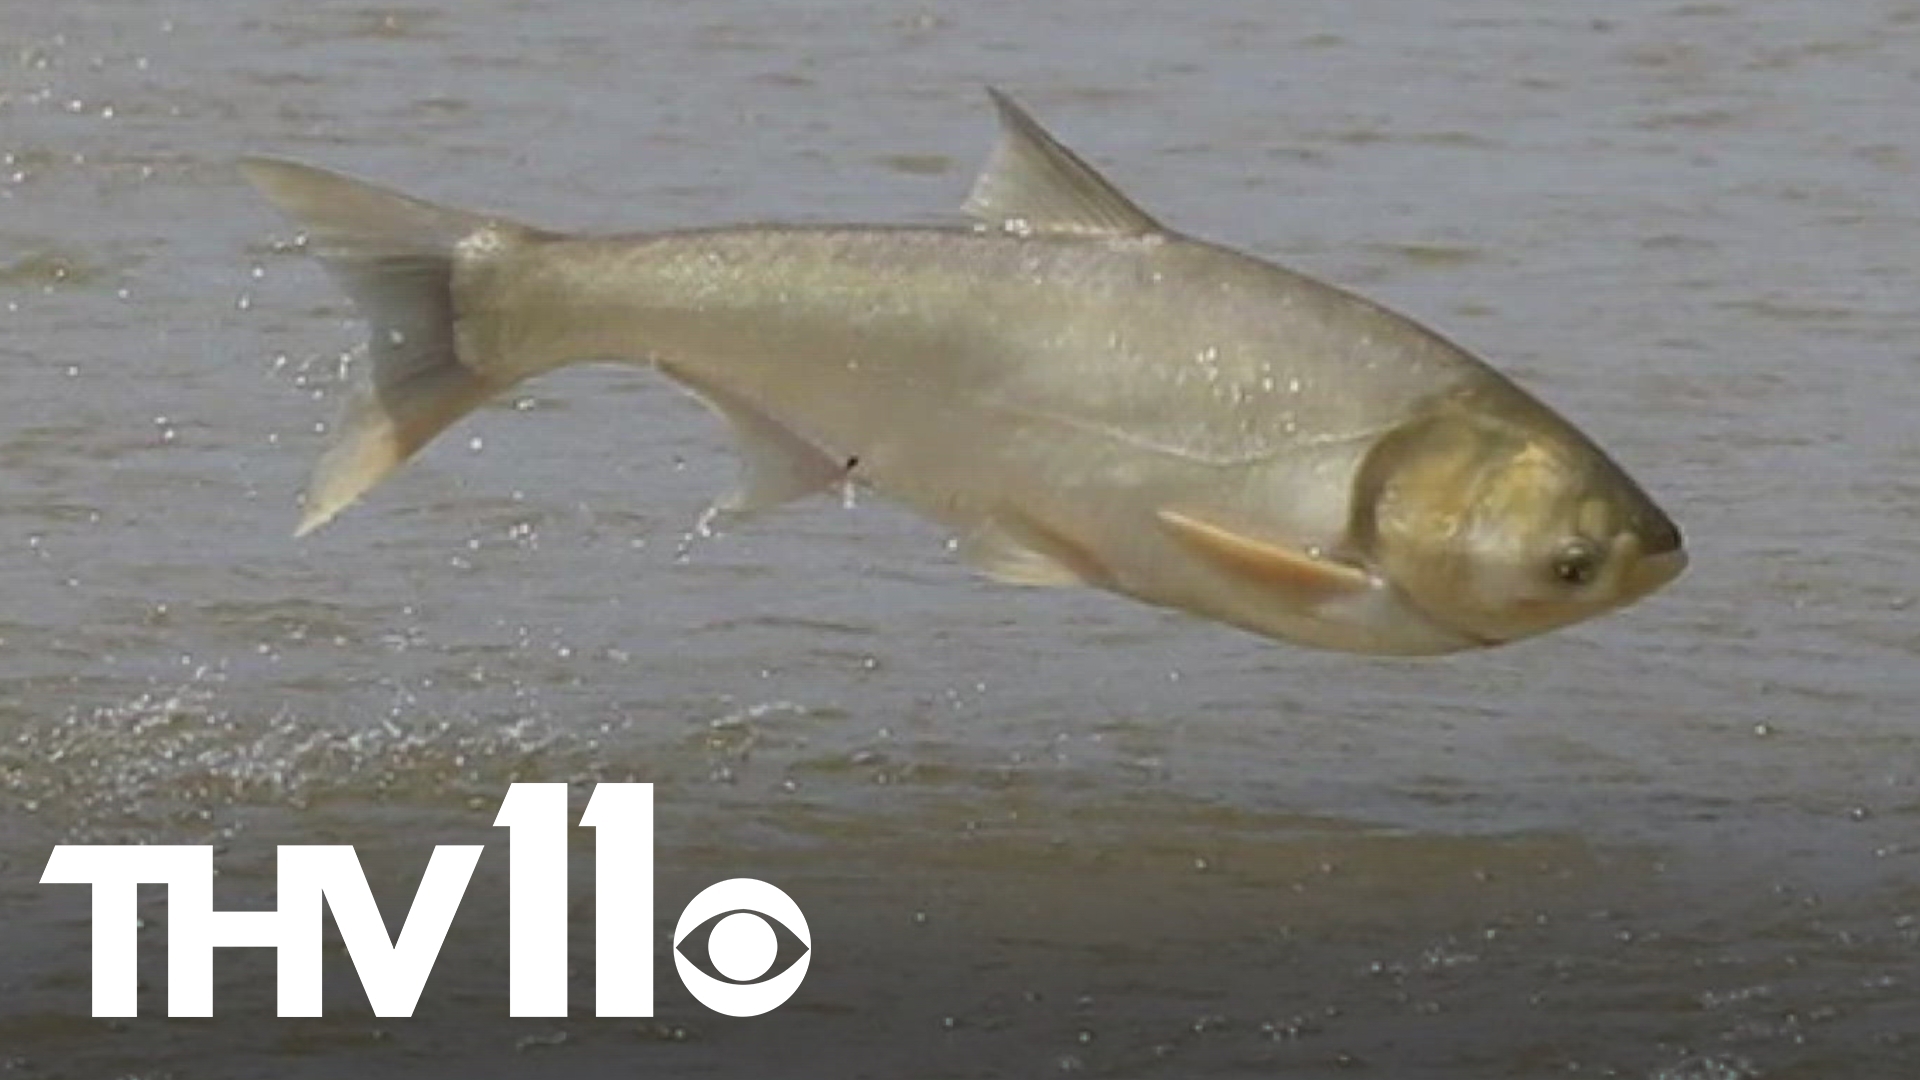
[2, 0, 1917, 1076]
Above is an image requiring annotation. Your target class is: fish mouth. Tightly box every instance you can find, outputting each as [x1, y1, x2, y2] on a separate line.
[1639, 510, 1684, 560]
[1616, 518, 1687, 603]
[1629, 544, 1688, 598]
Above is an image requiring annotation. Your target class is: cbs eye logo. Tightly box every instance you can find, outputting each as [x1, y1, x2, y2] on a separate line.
[672, 878, 811, 1016]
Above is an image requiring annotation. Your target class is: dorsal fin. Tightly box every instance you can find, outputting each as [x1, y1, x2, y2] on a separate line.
[962, 88, 1163, 238]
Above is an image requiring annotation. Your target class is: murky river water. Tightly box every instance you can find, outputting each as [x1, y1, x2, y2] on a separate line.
[2, 0, 1917, 1076]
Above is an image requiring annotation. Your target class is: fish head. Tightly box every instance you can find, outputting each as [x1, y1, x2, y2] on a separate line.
[1353, 394, 1686, 647]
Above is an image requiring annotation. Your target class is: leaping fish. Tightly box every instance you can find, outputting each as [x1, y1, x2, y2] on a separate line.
[241, 89, 1685, 656]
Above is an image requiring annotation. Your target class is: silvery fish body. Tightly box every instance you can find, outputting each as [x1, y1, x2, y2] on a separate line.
[242, 90, 1685, 655]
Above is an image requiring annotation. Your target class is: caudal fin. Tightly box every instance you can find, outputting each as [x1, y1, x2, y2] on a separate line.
[239, 157, 529, 536]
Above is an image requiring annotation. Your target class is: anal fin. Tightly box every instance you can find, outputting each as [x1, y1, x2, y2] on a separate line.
[659, 361, 845, 515]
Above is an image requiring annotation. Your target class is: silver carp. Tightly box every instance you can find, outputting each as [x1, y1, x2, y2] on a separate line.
[242, 89, 1684, 655]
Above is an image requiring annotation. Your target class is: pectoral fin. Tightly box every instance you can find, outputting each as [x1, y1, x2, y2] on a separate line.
[958, 510, 1111, 588]
[1156, 508, 1371, 605]
[660, 361, 846, 515]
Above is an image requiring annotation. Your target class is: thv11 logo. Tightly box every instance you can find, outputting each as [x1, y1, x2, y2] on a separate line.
[40, 783, 810, 1018]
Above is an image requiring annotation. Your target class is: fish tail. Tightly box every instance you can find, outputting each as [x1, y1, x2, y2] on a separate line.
[239, 157, 534, 536]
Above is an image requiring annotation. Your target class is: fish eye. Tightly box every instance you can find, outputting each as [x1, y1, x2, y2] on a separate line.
[1549, 539, 1603, 587]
